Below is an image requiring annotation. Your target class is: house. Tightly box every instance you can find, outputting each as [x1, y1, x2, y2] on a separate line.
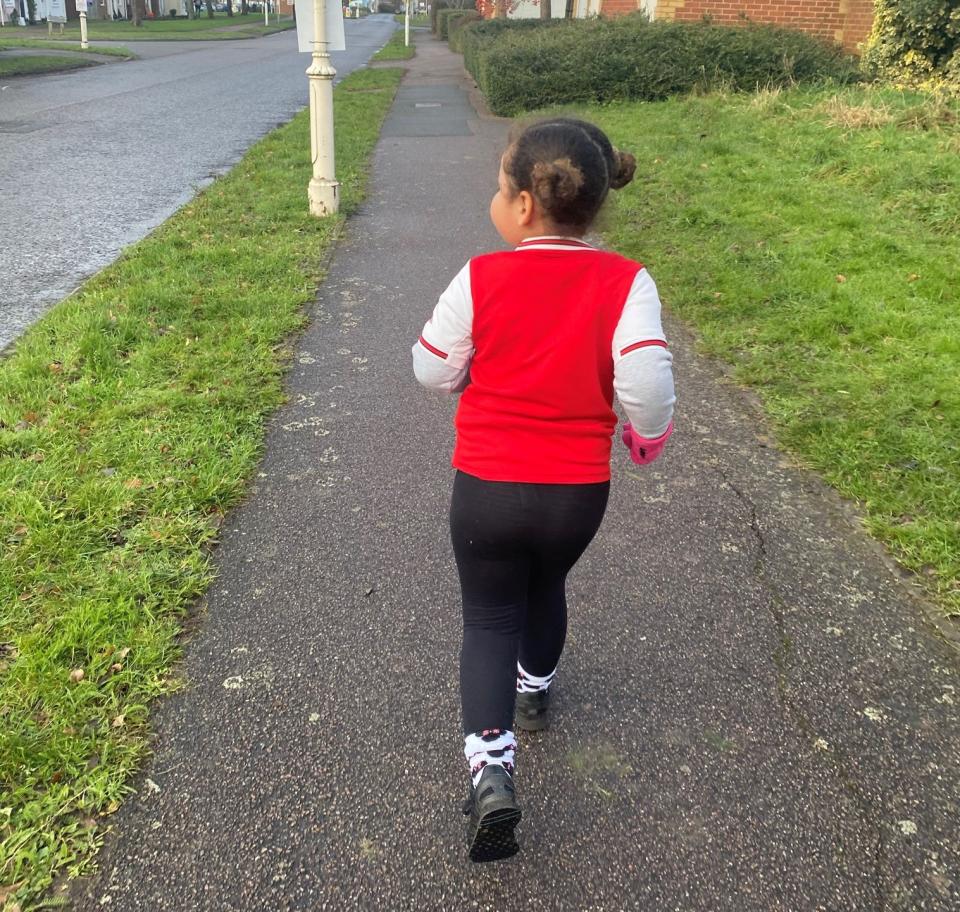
[492, 0, 874, 53]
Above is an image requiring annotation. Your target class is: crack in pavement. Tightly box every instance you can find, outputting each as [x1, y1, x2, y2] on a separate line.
[716, 465, 890, 911]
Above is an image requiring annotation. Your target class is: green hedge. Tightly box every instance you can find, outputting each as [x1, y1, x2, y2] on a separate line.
[459, 17, 859, 115]
[438, 7, 477, 40]
[448, 9, 480, 49]
[431, 0, 474, 33]
[862, 0, 960, 93]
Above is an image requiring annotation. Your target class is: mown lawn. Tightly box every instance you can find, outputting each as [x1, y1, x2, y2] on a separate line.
[0, 65, 403, 910]
[16, 12, 293, 41]
[0, 54, 100, 76]
[0, 39, 133, 56]
[372, 25, 414, 61]
[579, 85, 959, 616]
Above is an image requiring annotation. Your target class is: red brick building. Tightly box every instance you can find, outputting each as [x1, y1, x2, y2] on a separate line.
[493, 0, 874, 54]
[642, 0, 874, 52]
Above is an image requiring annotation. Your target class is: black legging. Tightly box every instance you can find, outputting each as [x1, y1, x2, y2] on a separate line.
[450, 470, 609, 735]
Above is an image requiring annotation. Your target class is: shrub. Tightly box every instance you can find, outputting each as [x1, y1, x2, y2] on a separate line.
[459, 17, 859, 115]
[439, 7, 477, 41]
[448, 10, 481, 51]
[862, 0, 960, 94]
[431, 0, 473, 33]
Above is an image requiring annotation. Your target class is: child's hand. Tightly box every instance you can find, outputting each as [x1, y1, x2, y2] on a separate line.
[621, 422, 673, 466]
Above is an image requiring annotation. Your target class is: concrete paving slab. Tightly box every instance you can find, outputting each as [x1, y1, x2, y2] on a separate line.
[69, 33, 960, 912]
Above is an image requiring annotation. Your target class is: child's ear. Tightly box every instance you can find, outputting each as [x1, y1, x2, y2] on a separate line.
[517, 190, 535, 226]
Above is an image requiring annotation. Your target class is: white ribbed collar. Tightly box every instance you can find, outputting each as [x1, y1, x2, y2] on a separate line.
[515, 236, 595, 251]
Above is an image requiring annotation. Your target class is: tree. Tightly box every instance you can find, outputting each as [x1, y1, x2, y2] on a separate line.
[226, 0, 233, 17]
[540, 0, 549, 22]
[206, 0, 213, 16]
[131, 0, 142, 27]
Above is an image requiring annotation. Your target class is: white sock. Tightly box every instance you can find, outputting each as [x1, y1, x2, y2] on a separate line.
[464, 729, 516, 787]
[517, 661, 556, 694]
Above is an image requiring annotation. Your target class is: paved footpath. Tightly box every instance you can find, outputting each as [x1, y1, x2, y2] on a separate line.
[71, 36, 959, 912]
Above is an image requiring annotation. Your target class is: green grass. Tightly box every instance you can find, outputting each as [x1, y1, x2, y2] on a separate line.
[574, 84, 960, 615]
[0, 64, 403, 910]
[0, 54, 100, 76]
[0, 39, 133, 57]
[394, 12, 429, 26]
[372, 26, 414, 61]
[16, 12, 293, 41]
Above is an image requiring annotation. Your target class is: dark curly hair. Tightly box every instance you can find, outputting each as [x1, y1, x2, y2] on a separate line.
[503, 118, 637, 233]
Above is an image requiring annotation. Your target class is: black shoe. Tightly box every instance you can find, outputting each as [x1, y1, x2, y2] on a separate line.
[515, 689, 550, 731]
[462, 765, 522, 863]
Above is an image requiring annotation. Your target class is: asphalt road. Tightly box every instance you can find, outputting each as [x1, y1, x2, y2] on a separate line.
[0, 16, 396, 353]
[69, 36, 960, 912]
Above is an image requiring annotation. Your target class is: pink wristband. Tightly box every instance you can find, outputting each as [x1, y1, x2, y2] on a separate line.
[621, 421, 674, 466]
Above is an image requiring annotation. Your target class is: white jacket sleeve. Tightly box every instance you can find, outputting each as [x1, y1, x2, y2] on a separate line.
[412, 262, 474, 394]
[612, 269, 676, 438]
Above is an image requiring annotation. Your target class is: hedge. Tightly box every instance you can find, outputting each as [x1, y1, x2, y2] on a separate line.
[431, 0, 474, 34]
[447, 9, 481, 50]
[458, 17, 859, 116]
[438, 7, 477, 41]
[862, 0, 960, 94]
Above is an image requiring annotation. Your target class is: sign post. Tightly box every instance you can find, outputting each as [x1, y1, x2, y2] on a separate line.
[295, 0, 345, 216]
[47, 0, 66, 36]
[76, 0, 89, 48]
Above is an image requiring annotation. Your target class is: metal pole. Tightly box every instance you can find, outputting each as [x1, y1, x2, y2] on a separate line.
[404, 0, 408, 46]
[264, 0, 267, 26]
[306, 0, 339, 216]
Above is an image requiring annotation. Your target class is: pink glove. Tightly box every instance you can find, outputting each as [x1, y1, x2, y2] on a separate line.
[621, 421, 674, 466]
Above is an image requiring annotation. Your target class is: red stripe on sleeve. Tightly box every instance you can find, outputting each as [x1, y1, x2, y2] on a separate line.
[620, 339, 668, 357]
[419, 336, 448, 360]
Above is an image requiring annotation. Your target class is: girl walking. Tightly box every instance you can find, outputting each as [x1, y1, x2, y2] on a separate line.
[412, 118, 676, 862]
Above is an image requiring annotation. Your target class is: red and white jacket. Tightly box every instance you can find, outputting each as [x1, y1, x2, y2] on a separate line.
[412, 237, 675, 484]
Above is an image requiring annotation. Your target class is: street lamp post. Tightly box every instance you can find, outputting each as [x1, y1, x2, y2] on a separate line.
[404, 0, 409, 46]
[306, 0, 339, 216]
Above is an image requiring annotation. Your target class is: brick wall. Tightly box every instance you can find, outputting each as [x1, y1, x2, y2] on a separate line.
[605, 0, 874, 53]
[602, 0, 639, 14]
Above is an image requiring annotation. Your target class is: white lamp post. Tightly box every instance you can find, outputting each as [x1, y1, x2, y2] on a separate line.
[404, 0, 409, 46]
[306, 0, 339, 216]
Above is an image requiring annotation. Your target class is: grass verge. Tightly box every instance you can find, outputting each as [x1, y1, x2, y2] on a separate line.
[576, 84, 959, 616]
[0, 64, 403, 910]
[394, 12, 429, 26]
[372, 26, 414, 61]
[16, 13, 293, 41]
[0, 54, 100, 77]
[0, 39, 133, 57]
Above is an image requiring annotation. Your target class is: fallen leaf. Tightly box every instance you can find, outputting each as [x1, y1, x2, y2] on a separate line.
[116, 647, 131, 661]
[112, 715, 125, 729]
[69, 668, 85, 683]
[124, 478, 143, 490]
[835, 274, 847, 283]
[48, 362, 63, 373]
[907, 273, 920, 282]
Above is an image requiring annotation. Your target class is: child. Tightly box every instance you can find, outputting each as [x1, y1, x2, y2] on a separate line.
[412, 118, 676, 862]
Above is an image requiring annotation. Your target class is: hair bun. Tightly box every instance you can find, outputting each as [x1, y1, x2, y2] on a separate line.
[531, 158, 586, 207]
[609, 149, 637, 190]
